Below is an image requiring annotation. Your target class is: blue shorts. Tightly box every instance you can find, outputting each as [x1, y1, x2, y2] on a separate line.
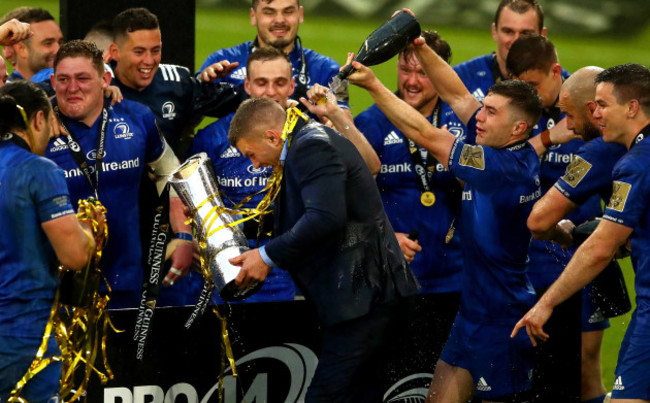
[440, 314, 533, 399]
[0, 334, 61, 402]
[582, 283, 611, 332]
[611, 314, 650, 399]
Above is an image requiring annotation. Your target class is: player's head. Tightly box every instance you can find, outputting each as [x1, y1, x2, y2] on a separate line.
[594, 63, 650, 144]
[397, 30, 451, 115]
[477, 80, 542, 147]
[492, 0, 546, 75]
[250, 0, 303, 53]
[507, 35, 562, 109]
[110, 7, 161, 91]
[84, 20, 114, 63]
[245, 46, 295, 109]
[53, 40, 111, 126]
[558, 66, 603, 141]
[1, 7, 34, 67]
[229, 97, 286, 169]
[14, 8, 63, 79]
[0, 80, 54, 155]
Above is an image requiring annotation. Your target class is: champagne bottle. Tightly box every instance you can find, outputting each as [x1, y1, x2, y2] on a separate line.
[336, 11, 421, 82]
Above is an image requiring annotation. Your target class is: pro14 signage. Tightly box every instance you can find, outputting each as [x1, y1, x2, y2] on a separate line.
[92, 299, 441, 402]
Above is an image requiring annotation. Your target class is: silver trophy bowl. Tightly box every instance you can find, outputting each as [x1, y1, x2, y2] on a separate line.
[168, 152, 262, 301]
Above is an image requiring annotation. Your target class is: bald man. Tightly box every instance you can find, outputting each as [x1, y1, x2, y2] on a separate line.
[526, 67, 628, 403]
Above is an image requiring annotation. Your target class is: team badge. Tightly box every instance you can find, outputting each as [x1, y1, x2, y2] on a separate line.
[162, 101, 176, 120]
[607, 181, 632, 213]
[459, 144, 485, 170]
[562, 156, 592, 188]
[114, 122, 134, 140]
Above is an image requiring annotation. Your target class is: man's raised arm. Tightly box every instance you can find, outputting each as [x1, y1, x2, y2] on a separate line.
[348, 61, 456, 169]
[411, 36, 480, 126]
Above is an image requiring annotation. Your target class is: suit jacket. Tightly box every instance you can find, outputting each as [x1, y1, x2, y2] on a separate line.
[264, 121, 419, 326]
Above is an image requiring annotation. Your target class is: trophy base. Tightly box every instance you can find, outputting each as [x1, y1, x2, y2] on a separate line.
[220, 280, 263, 301]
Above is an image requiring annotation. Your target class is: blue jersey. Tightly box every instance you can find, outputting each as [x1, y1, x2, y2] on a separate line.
[354, 103, 462, 293]
[111, 63, 242, 157]
[555, 137, 627, 205]
[7, 69, 55, 96]
[449, 113, 538, 325]
[603, 133, 650, 335]
[527, 108, 604, 286]
[45, 99, 165, 296]
[0, 136, 75, 338]
[189, 116, 295, 301]
[199, 40, 348, 109]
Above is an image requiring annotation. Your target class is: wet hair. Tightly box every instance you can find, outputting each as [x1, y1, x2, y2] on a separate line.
[54, 40, 105, 76]
[402, 30, 452, 64]
[506, 35, 557, 77]
[247, 46, 291, 79]
[252, 0, 300, 9]
[488, 80, 543, 136]
[595, 63, 650, 116]
[112, 7, 159, 43]
[228, 97, 285, 145]
[0, 80, 50, 135]
[494, 0, 544, 32]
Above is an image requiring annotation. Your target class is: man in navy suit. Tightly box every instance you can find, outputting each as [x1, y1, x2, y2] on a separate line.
[227, 97, 419, 402]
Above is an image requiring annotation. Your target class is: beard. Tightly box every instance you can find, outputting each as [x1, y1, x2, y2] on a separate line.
[581, 122, 602, 142]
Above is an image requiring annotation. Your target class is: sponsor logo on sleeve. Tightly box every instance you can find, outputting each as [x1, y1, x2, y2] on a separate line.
[458, 144, 485, 170]
[607, 181, 632, 213]
[562, 156, 592, 188]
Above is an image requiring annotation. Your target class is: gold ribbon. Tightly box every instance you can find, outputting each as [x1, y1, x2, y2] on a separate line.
[8, 199, 119, 403]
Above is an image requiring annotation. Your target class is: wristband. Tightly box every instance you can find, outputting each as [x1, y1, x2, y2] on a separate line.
[540, 129, 553, 148]
[174, 232, 193, 241]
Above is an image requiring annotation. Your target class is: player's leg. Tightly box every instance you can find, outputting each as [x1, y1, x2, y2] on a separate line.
[427, 359, 475, 403]
[582, 330, 607, 401]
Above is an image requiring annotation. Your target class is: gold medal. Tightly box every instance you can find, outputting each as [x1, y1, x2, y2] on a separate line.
[420, 191, 435, 207]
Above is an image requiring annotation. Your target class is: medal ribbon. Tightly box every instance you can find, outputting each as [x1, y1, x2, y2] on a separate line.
[55, 103, 109, 200]
[404, 104, 440, 206]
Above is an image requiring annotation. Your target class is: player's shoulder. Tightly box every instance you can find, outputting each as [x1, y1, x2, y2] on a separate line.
[195, 114, 234, 141]
[453, 53, 493, 74]
[112, 97, 154, 117]
[618, 137, 650, 171]
[157, 63, 192, 83]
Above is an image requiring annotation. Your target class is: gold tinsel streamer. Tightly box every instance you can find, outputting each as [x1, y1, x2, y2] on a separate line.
[8, 198, 119, 403]
[184, 107, 308, 401]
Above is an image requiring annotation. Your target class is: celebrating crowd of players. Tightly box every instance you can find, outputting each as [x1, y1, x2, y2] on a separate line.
[1, 0, 649, 402]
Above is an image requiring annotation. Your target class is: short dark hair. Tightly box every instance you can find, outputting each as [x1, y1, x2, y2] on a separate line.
[85, 20, 114, 42]
[506, 35, 557, 77]
[16, 8, 54, 24]
[488, 80, 543, 136]
[54, 40, 105, 76]
[0, 80, 51, 135]
[494, 0, 544, 32]
[595, 63, 650, 116]
[247, 46, 291, 79]
[402, 30, 451, 64]
[252, 0, 300, 9]
[112, 7, 159, 43]
[0, 7, 34, 25]
[228, 97, 285, 146]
